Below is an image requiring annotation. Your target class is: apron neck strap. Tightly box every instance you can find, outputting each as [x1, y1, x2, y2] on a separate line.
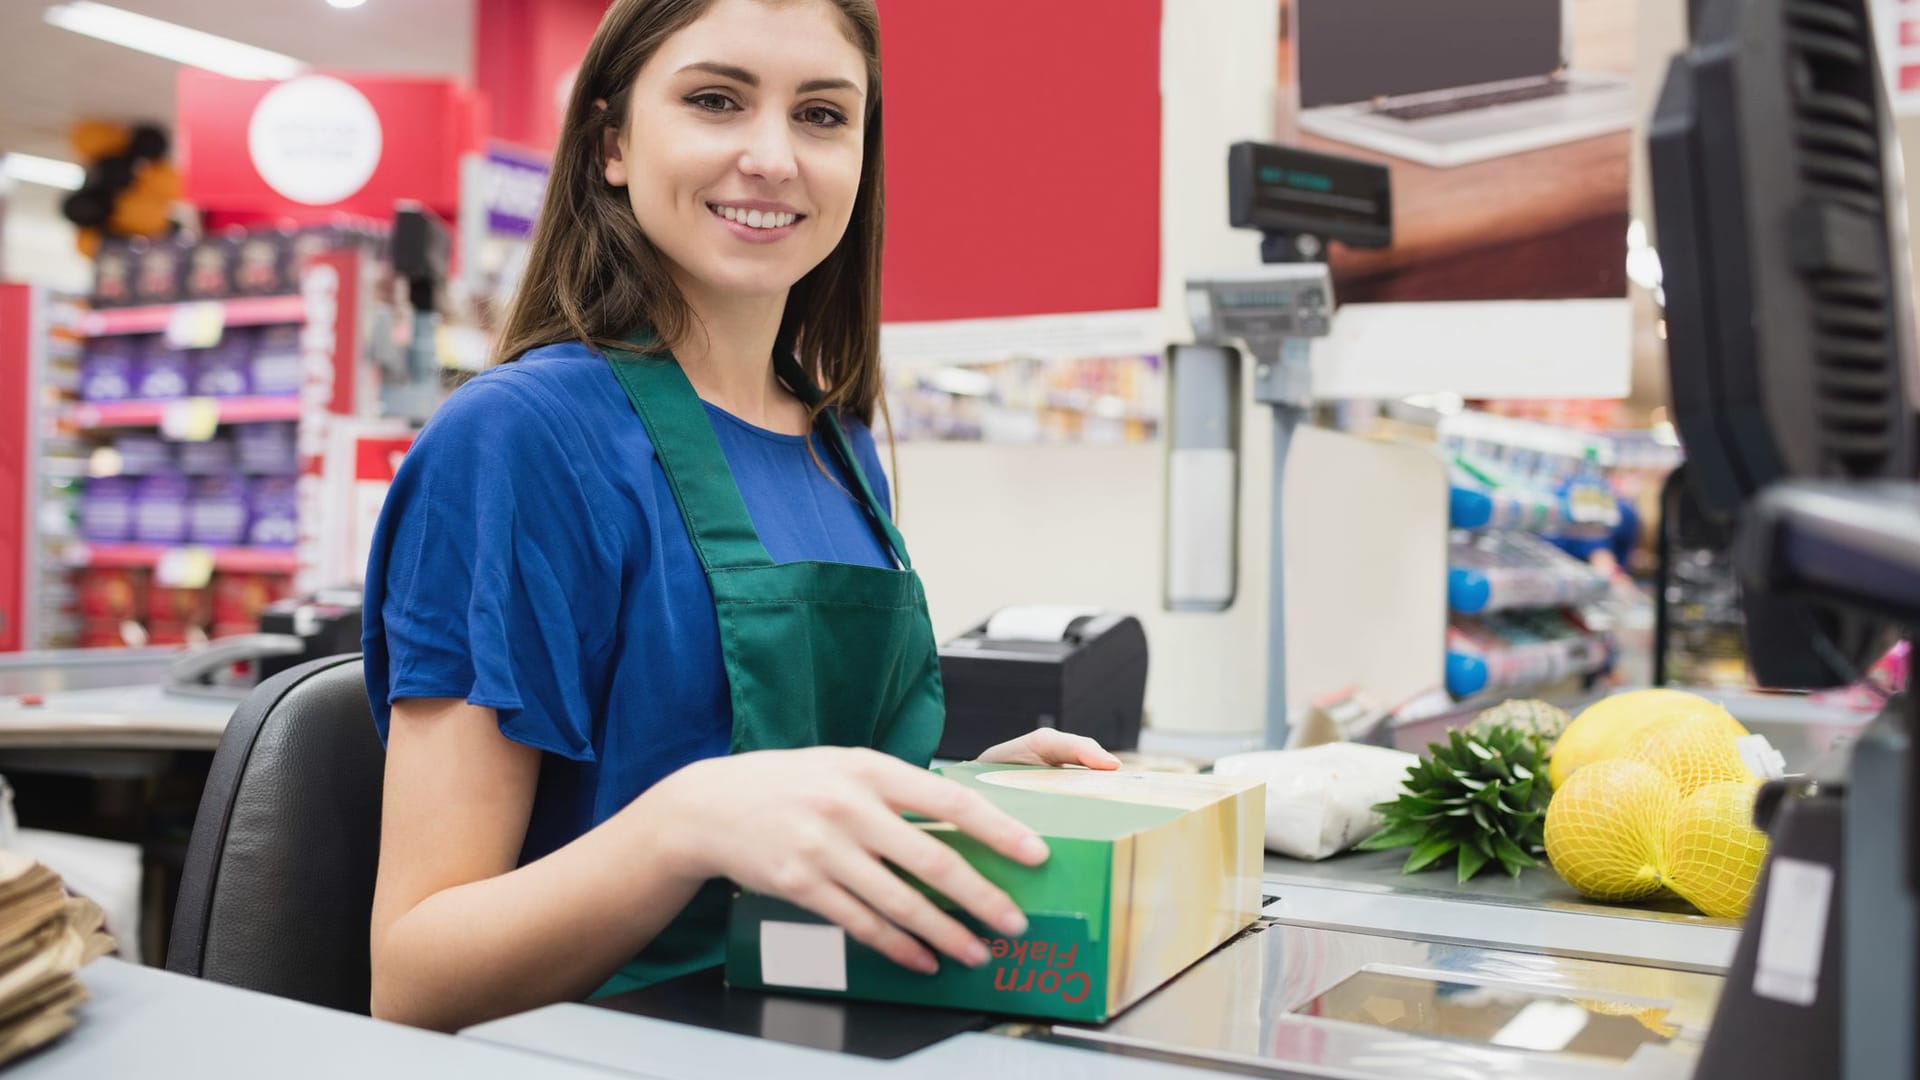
[606, 346, 774, 572]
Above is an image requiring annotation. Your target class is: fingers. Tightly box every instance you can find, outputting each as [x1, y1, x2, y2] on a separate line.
[860, 807, 1030, 934]
[780, 876, 939, 975]
[1024, 730, 1122, 770]
[824, 840, 996, 969]
[867, 760, 1050, 867]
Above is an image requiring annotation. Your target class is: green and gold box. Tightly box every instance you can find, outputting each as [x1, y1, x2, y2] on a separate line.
[725, 763, 1265, 1023]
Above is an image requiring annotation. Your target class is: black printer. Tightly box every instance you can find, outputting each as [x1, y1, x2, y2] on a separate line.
[935, 609, 1149, 761]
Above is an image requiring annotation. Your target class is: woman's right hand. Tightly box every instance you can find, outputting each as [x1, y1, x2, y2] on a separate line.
[648, 747, 1046, 975]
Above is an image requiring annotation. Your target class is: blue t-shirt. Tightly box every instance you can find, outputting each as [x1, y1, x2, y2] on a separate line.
[362, 342, 894, 864]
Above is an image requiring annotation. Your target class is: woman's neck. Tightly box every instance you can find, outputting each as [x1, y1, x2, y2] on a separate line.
[668, 282, 807, 434]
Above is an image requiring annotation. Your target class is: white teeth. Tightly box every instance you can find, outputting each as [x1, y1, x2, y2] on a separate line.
[712, 205, 797, 230]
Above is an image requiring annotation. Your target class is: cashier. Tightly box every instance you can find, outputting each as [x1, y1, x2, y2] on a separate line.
[359, 0, 1119, 1033]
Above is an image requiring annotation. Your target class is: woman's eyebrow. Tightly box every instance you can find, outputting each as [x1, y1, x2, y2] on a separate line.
[677, 61, 862, 97]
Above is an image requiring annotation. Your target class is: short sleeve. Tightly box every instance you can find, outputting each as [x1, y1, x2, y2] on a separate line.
[362, 377, 621, 762]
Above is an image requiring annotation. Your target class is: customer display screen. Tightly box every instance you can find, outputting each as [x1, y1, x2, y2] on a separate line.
[1232, 144, 1390, 232]
[1295, 0, 1563, 108]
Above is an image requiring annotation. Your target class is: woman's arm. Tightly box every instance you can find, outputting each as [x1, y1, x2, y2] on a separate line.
[371, 701, 1060, 1033]
[369, 697, 706, 1031]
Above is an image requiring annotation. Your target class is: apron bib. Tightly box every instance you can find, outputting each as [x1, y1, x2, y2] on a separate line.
[592, 344, 945, 997]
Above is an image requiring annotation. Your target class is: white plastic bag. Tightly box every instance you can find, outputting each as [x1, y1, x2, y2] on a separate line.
[1212, 743, 1419, 861]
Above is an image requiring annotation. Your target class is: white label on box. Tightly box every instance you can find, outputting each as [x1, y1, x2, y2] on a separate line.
[1752, 857, 1834, 1007]
[161, 399, 220, 442]
[760, 921, 847, 992]
[154, 547, 215, 590]
[166, 303, 225, 350]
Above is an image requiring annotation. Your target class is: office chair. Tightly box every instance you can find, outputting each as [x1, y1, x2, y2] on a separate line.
[167, 653, 384, 1014]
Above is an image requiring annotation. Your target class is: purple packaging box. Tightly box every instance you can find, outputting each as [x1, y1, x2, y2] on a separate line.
[248, 476, 299, 548]
[113, 434, 174, 476]
[249, 325, 303, 395]
[182, 234, 234, 301]
[231, 229, 292, 296]
[80, 337, 144, 402]
[236, 422, 299, 474]
[92, 240, 137, 308]
[134, 235, 189, 306]
[132, 474, 191, 545]
[178, 435, 236, 476]
[80, 477, 136, 543]
[191, 329, 255, 398]
[136, 341, 193, 400]
[188, 474, 252, 547]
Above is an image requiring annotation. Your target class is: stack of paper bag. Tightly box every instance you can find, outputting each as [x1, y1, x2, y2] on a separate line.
[0, 850, 115, 1065]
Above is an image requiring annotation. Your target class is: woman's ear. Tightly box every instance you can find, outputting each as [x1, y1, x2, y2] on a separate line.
[596, 99, 628, 187]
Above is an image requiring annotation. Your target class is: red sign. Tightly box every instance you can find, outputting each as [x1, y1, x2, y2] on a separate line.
[178, 69, 485, 221]
[470, 0, 1162, 324]
[0, 286, 30, 652]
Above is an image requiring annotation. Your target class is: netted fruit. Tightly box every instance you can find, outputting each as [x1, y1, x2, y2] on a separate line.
[1544, 760, 1679, 901]
[1549, 689, 1748, 789]
[1663, 779, 1768, 919]
[1630, 714, 1755, 797]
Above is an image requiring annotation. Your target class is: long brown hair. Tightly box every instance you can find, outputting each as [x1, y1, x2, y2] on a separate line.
[491, 0, 890, 433]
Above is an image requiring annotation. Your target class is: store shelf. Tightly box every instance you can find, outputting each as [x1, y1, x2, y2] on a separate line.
[68, 395, 302, 430]
[78, 295, 305, 338]
[64, 543, 298, 575]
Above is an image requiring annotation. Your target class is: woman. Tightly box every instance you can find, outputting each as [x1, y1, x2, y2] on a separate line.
[362, 0, 1118, 1032]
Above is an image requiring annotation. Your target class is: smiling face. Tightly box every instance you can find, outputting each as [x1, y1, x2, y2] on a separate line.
[604, 0, 868, 308]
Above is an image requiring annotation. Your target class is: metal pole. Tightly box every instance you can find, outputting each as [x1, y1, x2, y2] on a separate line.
[1266, 402, 1304, 748]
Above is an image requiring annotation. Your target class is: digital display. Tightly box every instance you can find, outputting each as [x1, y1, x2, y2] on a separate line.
[1229, 142, 1392, 247]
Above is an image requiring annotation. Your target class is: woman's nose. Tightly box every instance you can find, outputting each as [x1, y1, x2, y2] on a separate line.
[738, 111, 799, 183]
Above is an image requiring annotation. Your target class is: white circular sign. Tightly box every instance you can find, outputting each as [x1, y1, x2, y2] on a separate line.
[247, 75, 383, 206]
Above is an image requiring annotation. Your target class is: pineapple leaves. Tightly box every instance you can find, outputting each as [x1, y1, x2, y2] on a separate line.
[1456, 843, 1490, 883]
[1403, 835, 1456, 874]
[1358, 709, 1558, 884]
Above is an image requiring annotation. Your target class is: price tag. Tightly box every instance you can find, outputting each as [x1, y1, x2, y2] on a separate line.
[155, 547, 216, 590]
[161, 398, 221, 442]
[165, 302, 226, 350]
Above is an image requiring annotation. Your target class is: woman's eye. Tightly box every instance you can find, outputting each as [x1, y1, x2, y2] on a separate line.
[799, 106, 848, 128]
[687, 92, 739, 113]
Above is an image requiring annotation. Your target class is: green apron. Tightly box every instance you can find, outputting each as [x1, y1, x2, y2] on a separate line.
[590, 344, 946, 998]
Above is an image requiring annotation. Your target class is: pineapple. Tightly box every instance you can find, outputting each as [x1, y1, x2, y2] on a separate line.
[1357, 722, 1554, 882]
[1467, 698, 1572, 743]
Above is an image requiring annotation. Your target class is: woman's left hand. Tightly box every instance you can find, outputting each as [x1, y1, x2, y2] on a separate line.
[975, 729, 1122, 770]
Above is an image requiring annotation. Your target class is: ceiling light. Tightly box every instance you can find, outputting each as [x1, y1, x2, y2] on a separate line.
[43, 2, 305, 80]
[327, 0, 368, 7]
[2, 153, 86, 190]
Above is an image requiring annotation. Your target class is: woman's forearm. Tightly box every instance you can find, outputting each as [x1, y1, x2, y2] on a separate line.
[370, 778, 707, 1031]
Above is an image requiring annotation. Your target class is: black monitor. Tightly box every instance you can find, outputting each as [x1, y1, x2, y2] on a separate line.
[1649, 0, 1920, 688]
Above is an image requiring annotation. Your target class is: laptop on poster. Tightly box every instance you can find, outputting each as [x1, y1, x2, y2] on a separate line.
[1294, 0, 1633, 168]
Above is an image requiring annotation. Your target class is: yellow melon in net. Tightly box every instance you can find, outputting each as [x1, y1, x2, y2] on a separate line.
[1548, 689, 1748, 789]
[1545, 759, 1680, 901]
[1630, 715, 1755, 797]
[1663, 779, 1769, 919]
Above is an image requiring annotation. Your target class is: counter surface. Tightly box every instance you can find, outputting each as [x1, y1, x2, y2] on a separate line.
[10, 958, 634, 1079]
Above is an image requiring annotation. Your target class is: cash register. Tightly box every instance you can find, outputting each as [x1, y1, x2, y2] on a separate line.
[933, 606, 1148, 761]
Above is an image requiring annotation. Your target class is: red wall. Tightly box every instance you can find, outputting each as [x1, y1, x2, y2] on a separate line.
[0, 286, 30, 652]
[474, 0, 607, 156]
[873, 0, 1161, 320]
[473, 0, 1163, 323]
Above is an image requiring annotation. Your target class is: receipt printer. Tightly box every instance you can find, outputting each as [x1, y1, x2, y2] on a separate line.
[935, 607, 1149, 760]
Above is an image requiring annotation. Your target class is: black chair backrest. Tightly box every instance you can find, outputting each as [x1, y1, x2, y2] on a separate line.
[167, 654, 384, 1013]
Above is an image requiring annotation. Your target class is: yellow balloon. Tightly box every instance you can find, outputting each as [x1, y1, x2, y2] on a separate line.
[69, 119, 129, 162]
[132, 161, 182, 201]
[109, 194, 171, 237]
